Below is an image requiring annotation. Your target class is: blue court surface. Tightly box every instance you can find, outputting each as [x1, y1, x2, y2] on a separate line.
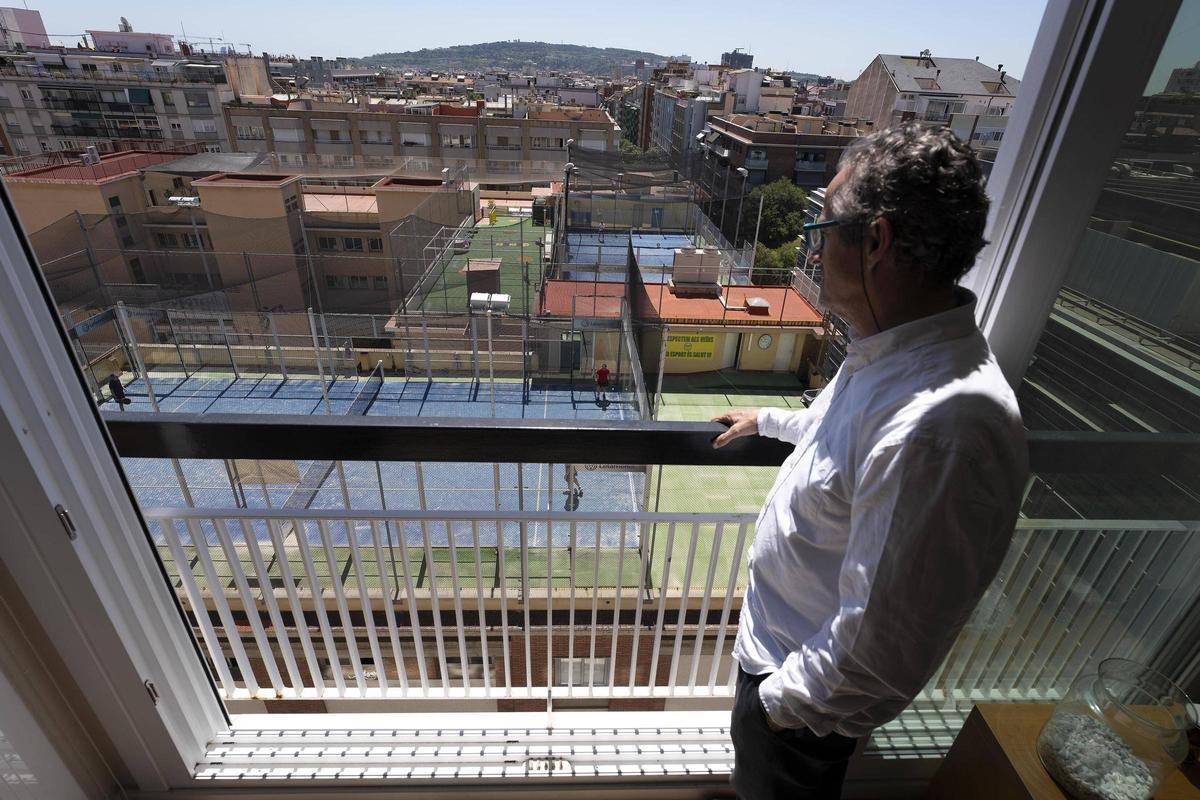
[112, 372, 644, 547]
[106, 373, 637, 421]
[563, 232, 695, 285]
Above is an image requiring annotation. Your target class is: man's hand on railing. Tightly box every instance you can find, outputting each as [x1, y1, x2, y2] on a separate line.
[711, 409, 760, 448]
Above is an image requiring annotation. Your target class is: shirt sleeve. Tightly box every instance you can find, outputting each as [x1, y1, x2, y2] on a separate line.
[755, 430, 1026, 736]
[757, 407, 809, 445]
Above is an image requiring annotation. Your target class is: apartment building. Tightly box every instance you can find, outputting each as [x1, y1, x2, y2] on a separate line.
[720, 48, 754, 69]
[223, 96, 619, 171]
[701, 113, 860, 189]
[844, 51, 1020, 131]
[3, 147, 475, 316]
[0, 44, 276, 158]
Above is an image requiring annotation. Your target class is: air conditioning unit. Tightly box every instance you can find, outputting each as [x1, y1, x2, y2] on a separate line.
[79, 146, 101, 166]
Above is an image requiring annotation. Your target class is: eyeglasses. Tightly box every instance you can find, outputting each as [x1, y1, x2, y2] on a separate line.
[802, 217, 853, 254]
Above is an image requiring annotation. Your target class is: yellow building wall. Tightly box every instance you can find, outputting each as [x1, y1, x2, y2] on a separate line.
[6, 181, 106, 233]
[643, 326, 815, 375]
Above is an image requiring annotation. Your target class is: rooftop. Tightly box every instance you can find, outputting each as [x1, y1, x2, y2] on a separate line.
[640, 284, 823, 326]
[302, 192, 379, 213]
[878, 53, 1021, 96]
[5, 150, 187, 183]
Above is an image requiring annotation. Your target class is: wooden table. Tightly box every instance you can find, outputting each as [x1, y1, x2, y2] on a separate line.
[927, 704, 1200, 799]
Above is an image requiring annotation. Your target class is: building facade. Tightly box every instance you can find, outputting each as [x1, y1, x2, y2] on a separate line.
[0, 47, 268, 157]
[844, 52, 1019, 131]
[702, 114, 860, 189]
[223, 100, 618, 170]
[720, 48, 754, 69]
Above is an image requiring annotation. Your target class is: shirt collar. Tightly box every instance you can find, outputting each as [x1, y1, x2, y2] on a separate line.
[842, 287, 979, 373]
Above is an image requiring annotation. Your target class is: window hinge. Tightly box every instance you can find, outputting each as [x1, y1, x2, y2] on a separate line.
[54, 504, 77, 540]
[144, 679, 159, 706]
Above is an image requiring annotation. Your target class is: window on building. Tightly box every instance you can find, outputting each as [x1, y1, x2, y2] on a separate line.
[318, 236, 338, 251]
[162, 91, 175, 107]
[342, 237, 364, 252]
[272, 127, 304, 143]
[284, 194, 300, 214]
[81, 63, 97, 73]
[128, 257, 145, 283]
[530, 136, 565, 149]
[19, 89, 30, 100]
[441, 133, 474, 149]
[170, 121, 183, 131]
[373, 276, 387, 290]
[156, 232, 178, 248]
[112, 63, 124, 72]
[181, 233, 202, 249]
[553, 657, 611, 687]
[348, 275, 368, 290]
[194, 119, 218, 134]
[368, 237, 383, 252]
[236, 125, 265, 140]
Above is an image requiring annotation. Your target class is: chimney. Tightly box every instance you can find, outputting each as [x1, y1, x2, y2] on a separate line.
[997, 64, 1003, 73]
[999, 70, 1006, 83]
[975, 55, 980, 61]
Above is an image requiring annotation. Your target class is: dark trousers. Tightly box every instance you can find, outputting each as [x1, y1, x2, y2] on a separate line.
[730, 668, 859, 800]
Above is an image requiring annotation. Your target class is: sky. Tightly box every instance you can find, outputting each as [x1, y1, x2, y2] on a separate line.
[38, 0, 1053, 80]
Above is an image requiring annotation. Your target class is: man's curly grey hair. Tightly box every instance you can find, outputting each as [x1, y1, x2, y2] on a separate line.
[826, 122, 989, 287]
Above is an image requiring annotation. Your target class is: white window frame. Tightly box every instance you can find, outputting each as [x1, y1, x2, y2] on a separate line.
[0, 0, 1186, 794]
[962, 0, 1183, 385]
[0, 182, 226, 791]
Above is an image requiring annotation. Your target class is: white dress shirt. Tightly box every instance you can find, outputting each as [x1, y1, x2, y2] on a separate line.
[733, 289, 1028, 738]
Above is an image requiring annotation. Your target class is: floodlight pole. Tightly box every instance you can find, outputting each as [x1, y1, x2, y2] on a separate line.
[720, 162, 731, 241]
[750, 193, 765, 280]
[734, 167, 750, 249]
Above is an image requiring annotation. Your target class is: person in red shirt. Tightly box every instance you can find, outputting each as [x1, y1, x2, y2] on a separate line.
[594, 363, 611, 405]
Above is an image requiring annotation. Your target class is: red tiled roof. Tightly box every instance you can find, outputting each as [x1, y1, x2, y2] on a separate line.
[540, 279, 625, 317]
[638, 285, 822, 326]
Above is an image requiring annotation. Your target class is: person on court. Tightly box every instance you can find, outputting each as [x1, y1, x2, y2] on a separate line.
[106, 373, 131, 409]
[712, 124, 1027, 799]
[594, 363, 611, 405]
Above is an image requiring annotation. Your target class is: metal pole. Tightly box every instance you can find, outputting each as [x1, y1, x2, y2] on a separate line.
[165, 309, 189, 378]
[720, 163, 731, 242]
[190, 207, 214, 291]
[73, 211, 108, 307]
[486, 308, 496, 417]
[243, 252, 261, 310]
[750, 194, 765, 278]
[269, 312, 287, 380]
[217, 316, 239, 380]
[470, 313, 480, 388]
[319, 312, 336, 381]
[116, 302, 158, 411]
[421, 315, 432, 380]
[307, 307, 332, 414]
[376, 460, 400, 598]
[734, 174, 749, 249]
[654, 323, 669, 419]
[297, 210, 324, 316]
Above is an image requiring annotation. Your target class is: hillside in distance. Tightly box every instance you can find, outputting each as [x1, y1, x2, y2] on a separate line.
[358, 41, 672, 74]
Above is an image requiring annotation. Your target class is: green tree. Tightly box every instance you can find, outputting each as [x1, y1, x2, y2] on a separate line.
[738, 178, 808, 249]
[751, 235, 804, 287]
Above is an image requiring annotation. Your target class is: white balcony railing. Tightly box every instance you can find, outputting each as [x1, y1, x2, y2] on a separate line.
[146, 506, 755, 703]
[143, 503, 1200, 737]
